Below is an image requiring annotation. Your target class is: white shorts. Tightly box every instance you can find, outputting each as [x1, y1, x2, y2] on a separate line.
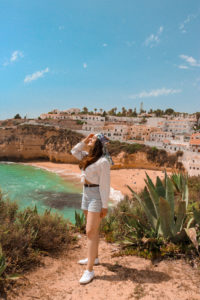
[81, 186, 102, 212]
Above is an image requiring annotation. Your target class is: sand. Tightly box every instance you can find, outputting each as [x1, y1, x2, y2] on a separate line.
[26, 161, 166, 198]
[9, 235, 200, 300]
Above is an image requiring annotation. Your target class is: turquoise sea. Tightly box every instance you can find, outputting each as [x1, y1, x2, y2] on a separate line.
[0, 162, 82, 223]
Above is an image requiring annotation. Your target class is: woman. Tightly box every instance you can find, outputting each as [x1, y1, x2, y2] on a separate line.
[71, 133, 113, 284]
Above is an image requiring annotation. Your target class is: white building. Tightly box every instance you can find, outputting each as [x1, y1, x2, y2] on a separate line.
[70, 114, 105, 124]
[102, 124, 129, 141]
[190, 133, 200, 153]
[40, 113, 73, 120]
[146, 117, 166, 128]
[150, 131, 173, 143]
[164, 119, 195, 134]
[106, 116, 140, 124]
[181, 152, 200, 176]
[163, 139, 189, 153]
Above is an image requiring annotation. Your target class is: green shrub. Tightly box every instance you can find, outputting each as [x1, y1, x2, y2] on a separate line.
[0, 193, 73, 292]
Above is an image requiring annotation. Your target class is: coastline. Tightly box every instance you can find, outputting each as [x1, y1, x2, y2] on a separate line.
[24, 161, 166, 199]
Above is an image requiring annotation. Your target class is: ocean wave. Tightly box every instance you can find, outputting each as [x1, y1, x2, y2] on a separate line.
[0, 161, 15, 164]
[109, 187, 124, 204]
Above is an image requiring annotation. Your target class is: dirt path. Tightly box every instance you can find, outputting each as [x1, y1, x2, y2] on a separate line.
[8, 235, 200, 300]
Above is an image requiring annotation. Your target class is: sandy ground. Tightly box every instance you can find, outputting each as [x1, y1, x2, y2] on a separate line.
[26, 162, 166, 198]
[9, 235, 200, 300]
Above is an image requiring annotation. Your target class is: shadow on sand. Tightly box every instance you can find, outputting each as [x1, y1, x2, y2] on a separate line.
[95, 263, 171, 284]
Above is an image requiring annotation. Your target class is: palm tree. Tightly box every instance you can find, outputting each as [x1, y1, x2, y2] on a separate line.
[82, 107, 88, 114]
[122, 107, 127, 116]
[127, 109, 133, 116]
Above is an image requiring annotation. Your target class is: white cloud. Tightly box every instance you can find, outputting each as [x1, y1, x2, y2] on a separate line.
[129, 88, 181, 99]
[144, 26, 164, 47]
[179, 14, 197, 33]
[179, 54, 200, 67]
[83, 63, 87, 69]
[102, 43, 108, 47]
[10, 50, 24, 62]
[3, 50, 24, 66]
[178, 65, 189, 69]
[24, 67, 49, 83]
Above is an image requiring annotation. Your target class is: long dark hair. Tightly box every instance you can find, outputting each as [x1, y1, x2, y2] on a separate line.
[79, 139, 103, 170]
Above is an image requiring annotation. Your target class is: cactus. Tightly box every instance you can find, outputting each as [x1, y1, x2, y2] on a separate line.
[128, 172, 192, 242]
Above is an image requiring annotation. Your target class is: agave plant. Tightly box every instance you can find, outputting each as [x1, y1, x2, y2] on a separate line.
[75, 210, 86, 232]
[127, 172, 198, 250]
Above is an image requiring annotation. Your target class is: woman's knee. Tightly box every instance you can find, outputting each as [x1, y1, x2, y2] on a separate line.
[86, 228, 98, 239]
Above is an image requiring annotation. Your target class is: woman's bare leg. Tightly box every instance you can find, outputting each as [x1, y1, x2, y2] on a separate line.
[83, 210, 88, 219]
[86, 211, 101, 271]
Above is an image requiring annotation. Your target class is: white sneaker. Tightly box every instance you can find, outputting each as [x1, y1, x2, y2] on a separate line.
[79, 270, 95, 284]
[78, 257, 99, 265]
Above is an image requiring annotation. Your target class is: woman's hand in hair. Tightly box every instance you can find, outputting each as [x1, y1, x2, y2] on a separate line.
[100, 208, 108, 218]
[83, 133, 95, 145]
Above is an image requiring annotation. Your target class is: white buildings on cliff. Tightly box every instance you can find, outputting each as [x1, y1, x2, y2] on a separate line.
[39, 109, 199, 175]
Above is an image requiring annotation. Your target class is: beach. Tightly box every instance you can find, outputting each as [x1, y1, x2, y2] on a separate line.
[26, 161, 166, 199]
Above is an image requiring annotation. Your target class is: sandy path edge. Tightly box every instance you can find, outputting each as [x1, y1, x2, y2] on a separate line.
[8, 234, 200, 300]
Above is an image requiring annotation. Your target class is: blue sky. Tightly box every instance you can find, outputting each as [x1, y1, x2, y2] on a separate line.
[0, 0, 200, 119]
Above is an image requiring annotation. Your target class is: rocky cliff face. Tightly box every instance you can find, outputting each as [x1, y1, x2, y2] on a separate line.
[0, 123, 182, 170]
[0, 124, 83, 163]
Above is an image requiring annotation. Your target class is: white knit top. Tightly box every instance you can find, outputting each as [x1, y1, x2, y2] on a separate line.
[71, 141, 110, 208]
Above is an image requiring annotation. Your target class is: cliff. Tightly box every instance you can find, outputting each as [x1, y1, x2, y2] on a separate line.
[0, 123, 183, 170]
[0, 123, 83, 163]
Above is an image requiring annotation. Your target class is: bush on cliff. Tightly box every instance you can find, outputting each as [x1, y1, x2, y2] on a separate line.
[0, 191, 73, 292]
[108, 141, 183, 169]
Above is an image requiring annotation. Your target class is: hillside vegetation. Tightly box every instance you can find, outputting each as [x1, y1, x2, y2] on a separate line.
[108, 141, 184, 170]
[0, 192, 74, 294]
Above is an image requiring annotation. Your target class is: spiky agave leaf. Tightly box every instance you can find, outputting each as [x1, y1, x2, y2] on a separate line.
[165, 176, 175, 224]
[171, 173, 181, 192]
[141, 186, 158, 219]
[144, 173, 159, 212]
[182, 176, 189, 209]
[184, 228, 199, 252]
[155, 176, 165, 198]
[127, 185, 157, 231]
[159, 197, 173, 239]
[174, 201, 186, 234]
